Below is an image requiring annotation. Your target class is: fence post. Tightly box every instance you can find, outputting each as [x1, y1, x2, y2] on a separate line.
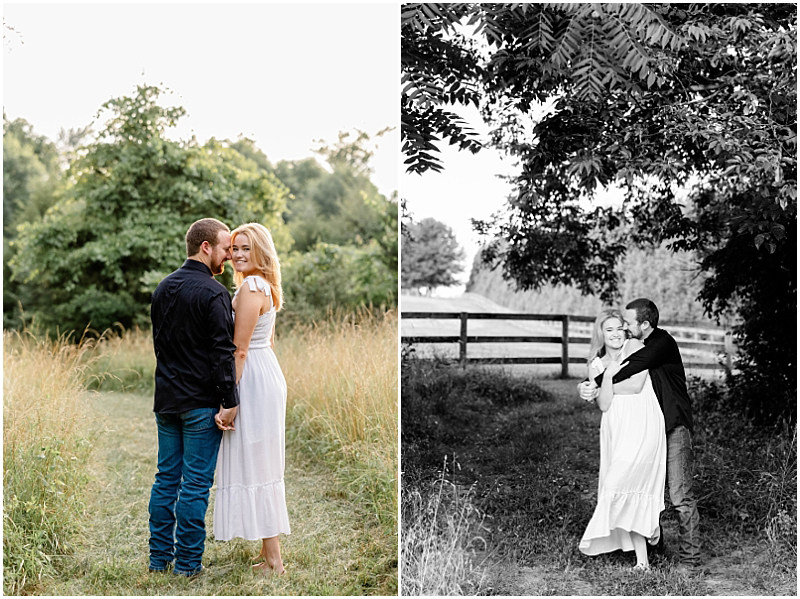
[561, 315, 570, 378]
[459, 312, 468, 369]
[724, 330, 734, 371]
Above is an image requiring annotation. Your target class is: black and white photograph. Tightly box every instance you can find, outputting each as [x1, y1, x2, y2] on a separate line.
[400, 3, 796, 595]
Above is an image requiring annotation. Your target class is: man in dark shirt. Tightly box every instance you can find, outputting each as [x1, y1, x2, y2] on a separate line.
[148, 218, 239, 577]
[580, 298, 701, 572]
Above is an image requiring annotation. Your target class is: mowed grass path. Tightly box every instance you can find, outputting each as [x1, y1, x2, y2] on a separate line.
[414, 374, 795, 596]
[42, 391, 389, 595]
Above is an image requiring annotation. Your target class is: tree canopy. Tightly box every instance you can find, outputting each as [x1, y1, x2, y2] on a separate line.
[3, 115, 64, 328]
[5, 86, 398, 333]
[3, 115, 61, 234]
[402, 2, 796, 423]
[9, 85, 289, 333]
[401, 217, 465, 293]
[276, 130, 397, 257]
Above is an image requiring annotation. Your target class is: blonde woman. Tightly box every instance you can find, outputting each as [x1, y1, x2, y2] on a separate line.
[213, 222, 289, 575]
[578, 309, 666, 571]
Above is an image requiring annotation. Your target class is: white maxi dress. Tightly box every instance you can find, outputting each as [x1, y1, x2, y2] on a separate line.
[579, 346, 666, 555]
[214, 275, 291, 540]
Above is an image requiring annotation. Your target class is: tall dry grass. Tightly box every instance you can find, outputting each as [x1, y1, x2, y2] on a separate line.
[279, 311, 397, 448]
[2, 311, 398, 594]
[78, 312, 398, 503]
[401, 461, 497, 596]
[277, 310, 398, 529]
[3, 330, 97, 594]
[83, 326, 156, 392]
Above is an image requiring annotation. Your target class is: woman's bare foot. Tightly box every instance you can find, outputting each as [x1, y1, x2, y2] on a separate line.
[251, 553, 268, 563]
[252, 561, 286, 575]
[252, 536, 285, 575]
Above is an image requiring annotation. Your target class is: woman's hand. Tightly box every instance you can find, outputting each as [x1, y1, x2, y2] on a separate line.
[215, 406, 238, 431]
[597, 358, 623, 413]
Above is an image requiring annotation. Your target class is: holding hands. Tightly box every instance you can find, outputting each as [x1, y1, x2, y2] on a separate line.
[578, 356, 605, 403]
[578, 355, 628, 404]
[578, 380, 599, 403]
[216, 406, 238, 431]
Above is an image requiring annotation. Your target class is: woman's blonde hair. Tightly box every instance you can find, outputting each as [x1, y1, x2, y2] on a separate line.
[587, 308, 626, 363]
[231, 223, 283, 311]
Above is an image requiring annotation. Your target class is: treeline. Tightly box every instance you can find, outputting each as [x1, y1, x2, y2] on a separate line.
[3, 85, 397, 334]
[467, 244, 722, 327]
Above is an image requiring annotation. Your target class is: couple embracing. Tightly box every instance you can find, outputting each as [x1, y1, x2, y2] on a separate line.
[577, 298, 701, 573]
[148, 218, 289, 577]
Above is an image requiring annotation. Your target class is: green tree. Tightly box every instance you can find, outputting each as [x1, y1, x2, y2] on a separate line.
[3, 115, 65, 328]
[272, 130, 399, 322]
[9, 85, 289, 334]
[3, 114, 62, 234]
[228, 136, 274, 175]
[278, 130, 396, 254]
[401, 217, 465, 293]
[402, 3, 796, 423]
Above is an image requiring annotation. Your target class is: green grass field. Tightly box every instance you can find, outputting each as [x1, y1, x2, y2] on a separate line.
[4, 315, 397, 595]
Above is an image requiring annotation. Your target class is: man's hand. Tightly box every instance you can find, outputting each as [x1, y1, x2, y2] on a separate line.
[578, 380, 599, 403]
[605, 359, 624, 379]
[216, 406, 238, 431]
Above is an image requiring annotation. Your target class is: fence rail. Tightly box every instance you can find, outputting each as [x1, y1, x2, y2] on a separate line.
[401, 311, 733, 378]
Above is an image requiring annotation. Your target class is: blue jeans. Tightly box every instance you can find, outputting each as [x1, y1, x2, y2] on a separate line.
[148, 408, 222, 575]
[666, 425, 701, 565]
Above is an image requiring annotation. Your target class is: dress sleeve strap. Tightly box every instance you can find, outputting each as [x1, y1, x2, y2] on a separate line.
[243, 275, 271, 297]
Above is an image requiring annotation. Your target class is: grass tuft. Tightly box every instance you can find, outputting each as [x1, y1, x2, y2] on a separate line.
[402, 356, 548, 483]
[688, 377, 797, 571]
[83, 326, 156, 393]
[401, 458, 500, 595]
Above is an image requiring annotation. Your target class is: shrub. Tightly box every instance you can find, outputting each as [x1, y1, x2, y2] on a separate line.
[688, 377, 797, 562]
[281, 242, 396, 326]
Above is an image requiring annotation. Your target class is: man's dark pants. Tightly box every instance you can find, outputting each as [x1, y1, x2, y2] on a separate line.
[666, 425, 701, 566]
[148, 407, 222, 576]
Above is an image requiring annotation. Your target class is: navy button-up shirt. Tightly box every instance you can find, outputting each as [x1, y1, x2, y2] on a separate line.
[612, 327, 694, 434]
[151, 259, 239, 413]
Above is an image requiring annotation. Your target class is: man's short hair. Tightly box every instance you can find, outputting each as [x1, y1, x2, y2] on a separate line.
[626, 298, 660, 328]
[185, 218, 229, 257]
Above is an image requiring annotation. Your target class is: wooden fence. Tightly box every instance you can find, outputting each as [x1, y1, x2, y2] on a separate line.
[400, 312, 734, 378]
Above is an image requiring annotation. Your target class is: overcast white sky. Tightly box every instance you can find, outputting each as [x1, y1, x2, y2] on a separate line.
[401, 103, 518, 296]
[3, 3, 399, 197]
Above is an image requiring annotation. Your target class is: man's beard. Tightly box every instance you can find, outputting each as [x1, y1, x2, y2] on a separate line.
[211, 260, 225, 276]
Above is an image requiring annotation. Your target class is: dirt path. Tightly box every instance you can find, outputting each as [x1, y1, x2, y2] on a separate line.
[430, 376, 794, 596]
[41, 391, 392, 595]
